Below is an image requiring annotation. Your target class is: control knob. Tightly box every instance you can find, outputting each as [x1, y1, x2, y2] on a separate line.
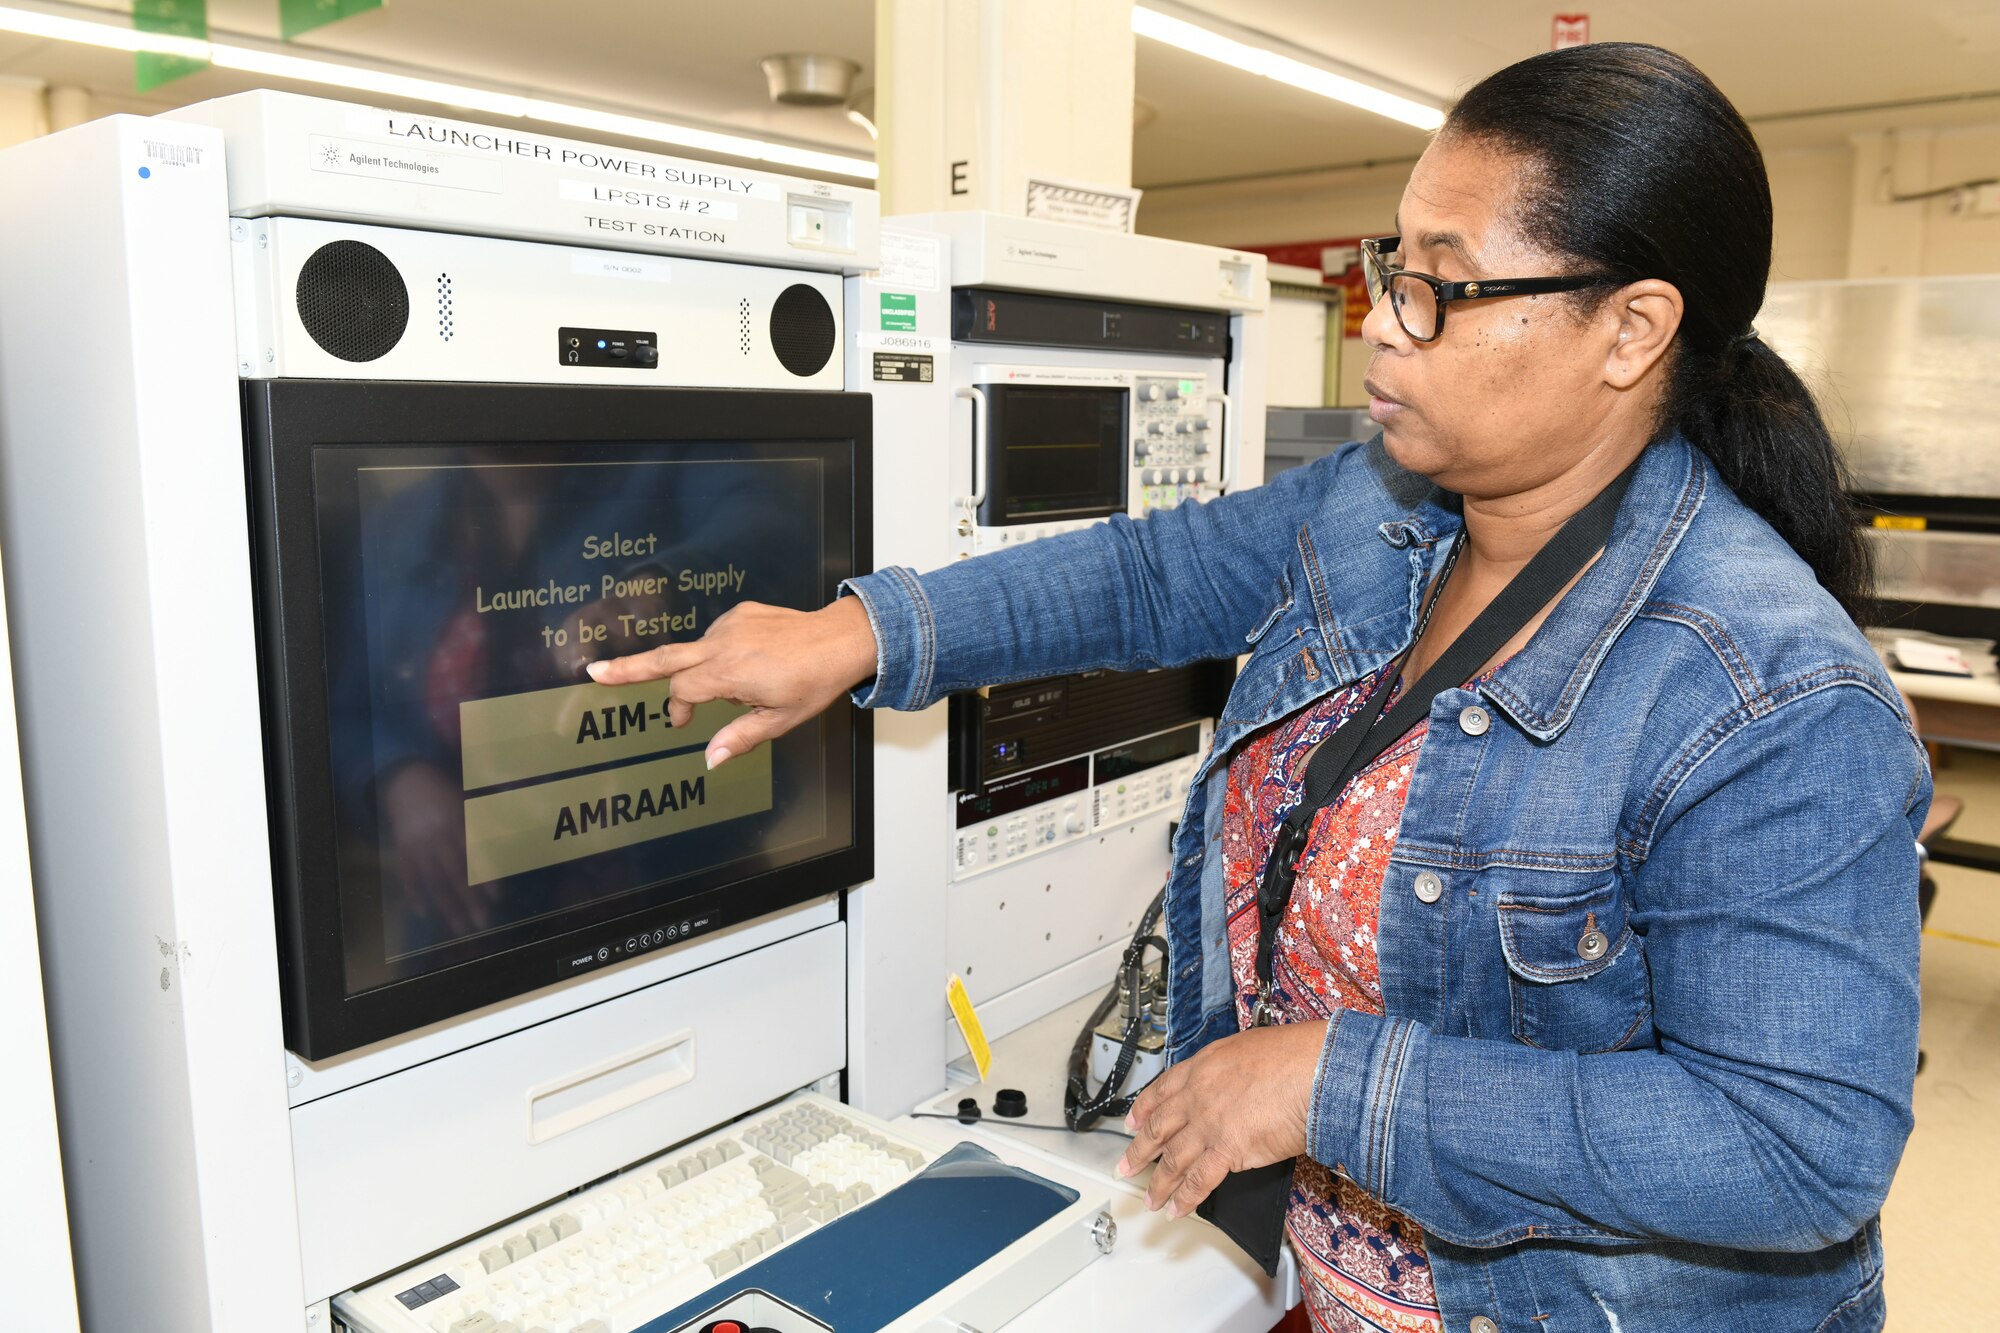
[1175, 420, 1198, 435]
[1141, 383, 1163, 401]
[1133, 440, 1150, 458]
[1064, 810, 1087, 835]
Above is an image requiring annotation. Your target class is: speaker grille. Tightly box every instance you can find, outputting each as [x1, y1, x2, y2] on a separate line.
[436, 272, 454, 342]
[738, 297, 751, 357]
[295, 240, 409, 362]
[768, 284, 835, 377]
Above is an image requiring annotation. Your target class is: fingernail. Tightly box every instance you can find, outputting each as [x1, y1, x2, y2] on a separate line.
[1114, 1157, 1130, 1179]
[585, 661, 607, 681]
[1167, 1202, 1182, 1219]
[707, 747, 731, 770]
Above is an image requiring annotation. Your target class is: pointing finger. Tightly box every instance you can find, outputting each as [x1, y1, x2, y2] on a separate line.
[587, 639, 706, 686]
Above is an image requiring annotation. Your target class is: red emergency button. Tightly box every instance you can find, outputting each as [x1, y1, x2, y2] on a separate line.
[698, 1321, 746, 1333]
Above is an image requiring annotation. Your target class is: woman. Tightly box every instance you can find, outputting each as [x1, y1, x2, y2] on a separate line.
[592, 44, 1924, 1333]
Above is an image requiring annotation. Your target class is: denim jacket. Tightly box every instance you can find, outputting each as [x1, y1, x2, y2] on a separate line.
[844, 435, 1926, 1333]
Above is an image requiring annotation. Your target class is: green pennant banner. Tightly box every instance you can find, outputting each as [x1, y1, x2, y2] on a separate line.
[133, 0, 208, 93]
[279, 0, 383, 41]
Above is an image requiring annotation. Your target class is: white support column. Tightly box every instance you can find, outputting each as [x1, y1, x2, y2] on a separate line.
[45, 85, 92, 133]
[1847, 129, 1934, 278]
[0, 76, 48, 149]
[876, 0, 1135, 217]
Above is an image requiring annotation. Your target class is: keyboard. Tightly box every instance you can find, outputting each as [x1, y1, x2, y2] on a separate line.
[334, 1094, 939, 1333]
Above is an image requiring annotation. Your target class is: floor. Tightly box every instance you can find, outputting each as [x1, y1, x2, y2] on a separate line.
[1884, 746, 2000, 1329]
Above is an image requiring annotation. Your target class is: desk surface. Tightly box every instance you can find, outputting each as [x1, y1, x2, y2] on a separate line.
[900, 994, 1294, 1333]
[1885, 665, 2000, 707]
[1867, 632, 2000, 749]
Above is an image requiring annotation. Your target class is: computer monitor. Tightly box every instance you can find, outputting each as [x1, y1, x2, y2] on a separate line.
[245, 381, 872, 1058]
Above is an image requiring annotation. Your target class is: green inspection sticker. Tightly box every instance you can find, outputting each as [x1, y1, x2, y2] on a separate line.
[880, 291, 917, 332]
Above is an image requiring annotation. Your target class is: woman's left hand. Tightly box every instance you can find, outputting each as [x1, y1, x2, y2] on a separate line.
[1117, 1019, 1327, 1216]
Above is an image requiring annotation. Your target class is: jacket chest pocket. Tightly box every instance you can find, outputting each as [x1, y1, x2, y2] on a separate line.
[1244, 566, 1295, 647]
[1495, 874, 1653, 1054]
[1225, 570, 1312, 726]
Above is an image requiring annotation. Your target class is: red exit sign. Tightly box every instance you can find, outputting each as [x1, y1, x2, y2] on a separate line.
[1553, 13, 1590, 48]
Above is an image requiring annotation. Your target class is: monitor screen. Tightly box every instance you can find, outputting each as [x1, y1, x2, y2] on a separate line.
[312, 441, 854, 997]
[985, 385, 1127, 523]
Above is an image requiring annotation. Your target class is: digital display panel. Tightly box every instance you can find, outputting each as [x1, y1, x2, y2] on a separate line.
[956, 757, 1092, 829]
[313, 443, 853, 996]
[986, 385, 1126, 522]
[1093, 724, 1204, 785]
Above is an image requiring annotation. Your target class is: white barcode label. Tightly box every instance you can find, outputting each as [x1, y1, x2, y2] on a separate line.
[142, 140, 205, 169]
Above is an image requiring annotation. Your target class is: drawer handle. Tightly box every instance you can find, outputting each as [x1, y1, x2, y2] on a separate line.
[525, 1028, 695, 1144]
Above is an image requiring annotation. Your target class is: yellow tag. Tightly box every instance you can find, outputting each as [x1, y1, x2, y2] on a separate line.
[1873, 515, 1927, 531]
[945, 974, 993, 1082]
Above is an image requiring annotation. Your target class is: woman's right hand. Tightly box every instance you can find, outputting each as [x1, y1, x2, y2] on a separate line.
[585, 596, 878, 767]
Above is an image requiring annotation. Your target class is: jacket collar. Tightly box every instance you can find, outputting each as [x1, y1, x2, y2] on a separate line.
[1381, 435, 1708, 743]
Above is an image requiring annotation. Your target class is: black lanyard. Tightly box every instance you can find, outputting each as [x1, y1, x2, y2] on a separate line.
[1250, 460, 1640, 1024]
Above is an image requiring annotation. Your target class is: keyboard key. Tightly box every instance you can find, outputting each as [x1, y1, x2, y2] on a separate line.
[478, 1247, 510, 1275]
[550, 1213, 581, 1241]
[526, 1225, 558, 1251]
[504, 1235, 536, 1263]
[706, 1248, 740, 1277]
[447, 1313, 502, 1333]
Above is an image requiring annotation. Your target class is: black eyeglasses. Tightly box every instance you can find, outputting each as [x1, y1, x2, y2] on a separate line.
[1361, 235, 1616, 343]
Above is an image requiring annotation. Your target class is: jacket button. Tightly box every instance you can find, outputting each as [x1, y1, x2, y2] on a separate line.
[1470, 1319, 1499, 1333]
[1413, 871, 1443, 904]
[1578, 927, 1610, 961]
[1458, 705, 1491, 736]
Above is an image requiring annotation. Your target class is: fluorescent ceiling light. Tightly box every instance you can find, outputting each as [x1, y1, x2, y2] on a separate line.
[0, 3, 208, 59]
[210, 46, 533, 121]
[0, 2, 878, 179]
[1132, 4, 1445, 132]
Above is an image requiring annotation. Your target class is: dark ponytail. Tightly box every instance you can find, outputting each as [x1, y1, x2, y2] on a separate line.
[1444, 43, 1873, 623]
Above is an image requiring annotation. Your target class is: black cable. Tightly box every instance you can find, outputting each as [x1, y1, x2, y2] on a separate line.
[1063, 890, 1170, 1131]
[909, 1111, 1134, 1139]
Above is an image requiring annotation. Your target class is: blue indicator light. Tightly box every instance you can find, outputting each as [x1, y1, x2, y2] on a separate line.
[596, 339, 607, 349]
[137, 166, 151, 179]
